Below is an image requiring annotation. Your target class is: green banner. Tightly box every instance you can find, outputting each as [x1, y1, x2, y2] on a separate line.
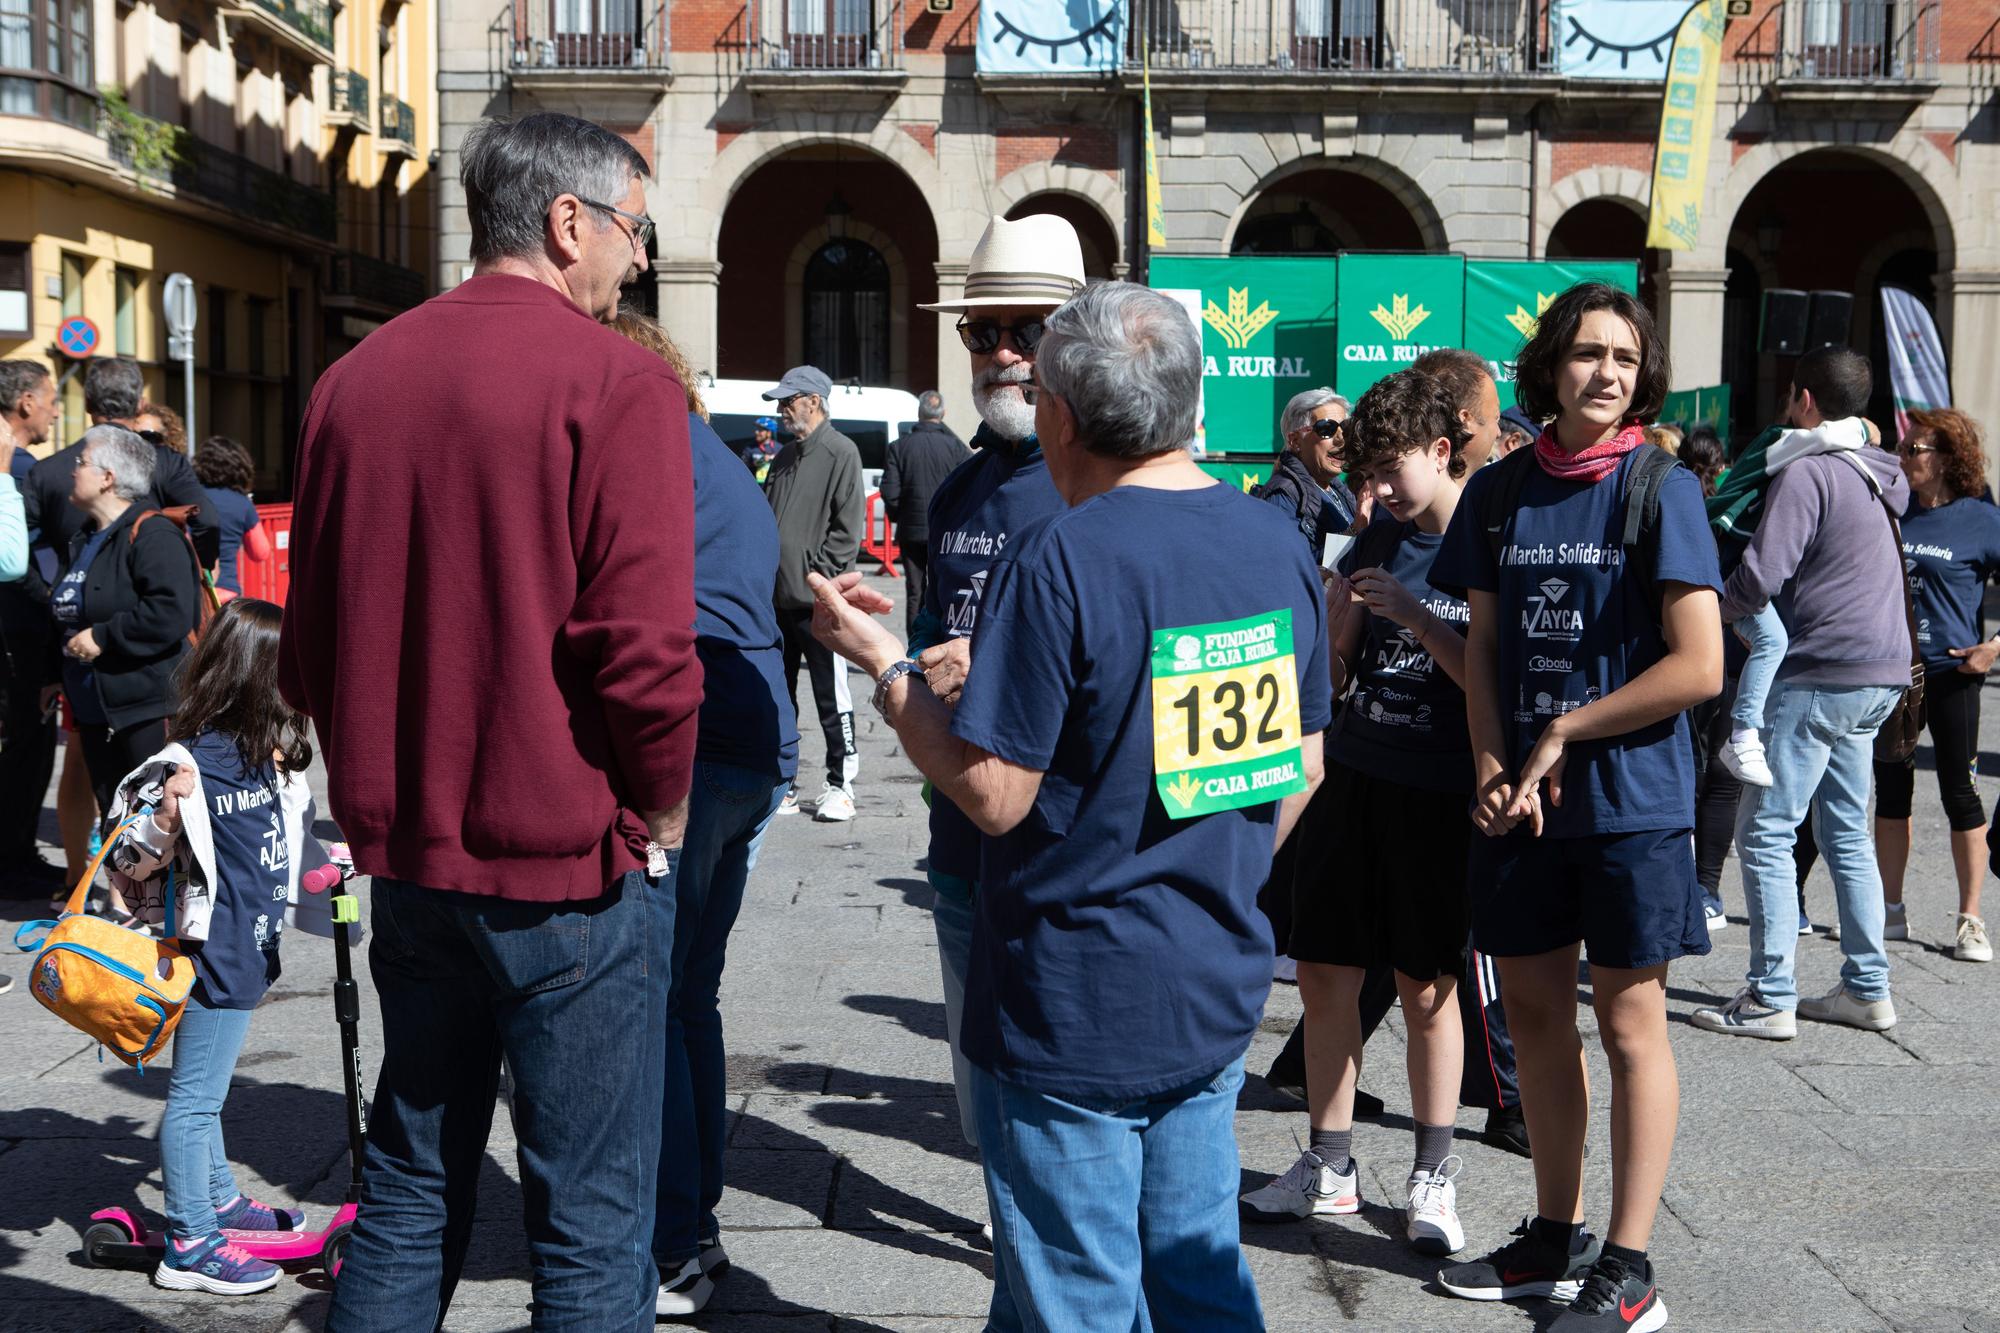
[1198, 459, 1276, 494]
[1463, 260, 1640, 409]
[1659, 383, 1732, 437]
[1333, 254, 1465, 403]
[1150, 255, 1338, 456]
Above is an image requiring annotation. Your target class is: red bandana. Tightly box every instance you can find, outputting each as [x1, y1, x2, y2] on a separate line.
[1533, 423, 1648, 484]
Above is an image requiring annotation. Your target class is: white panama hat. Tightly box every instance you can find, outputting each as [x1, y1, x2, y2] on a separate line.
[920, 214, 1087, 313]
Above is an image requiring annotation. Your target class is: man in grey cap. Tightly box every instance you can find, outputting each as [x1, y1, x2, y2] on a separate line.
[764, 365, 864, 820]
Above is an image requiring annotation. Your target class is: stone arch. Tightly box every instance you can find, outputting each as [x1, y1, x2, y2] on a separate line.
[1224, 153, 1448, 254]
[1711, 137, 1959, 270]
[782, 220, 914, 387]
[1538, 167, 1652, 256]
[991, 162, 1127, 268]
[695, 117, 951, 256]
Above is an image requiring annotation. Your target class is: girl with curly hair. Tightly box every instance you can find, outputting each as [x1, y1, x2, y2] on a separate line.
[192, 437, 270, 596]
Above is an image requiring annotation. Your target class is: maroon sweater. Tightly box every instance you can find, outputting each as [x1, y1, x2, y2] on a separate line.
[279, 275, 702, 902]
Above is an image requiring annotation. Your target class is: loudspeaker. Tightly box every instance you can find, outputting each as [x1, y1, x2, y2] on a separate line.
[1760, 289, 1809, 356]
[1806, 291, 1854, 351]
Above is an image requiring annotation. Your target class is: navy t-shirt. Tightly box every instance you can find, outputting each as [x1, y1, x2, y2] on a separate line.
[1431, 451, 1721, 837]
[690, 416, 800, 779]
[1332, 521, 1471, 793]
[921, 433, 1065, 882]
[51, 528, 112, 726]
[203, 487, 261, 594]
[187, 729, 287, 1009]
[951, 484, 1334, 1101]
[1900, 496, 2000, 676]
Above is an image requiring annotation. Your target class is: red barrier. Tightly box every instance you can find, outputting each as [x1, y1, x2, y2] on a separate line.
[240, 503, 294, 607]
[861, 490, 901, 578]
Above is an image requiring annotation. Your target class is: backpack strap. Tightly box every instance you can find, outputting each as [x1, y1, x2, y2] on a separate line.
[1832, 451, 1923, 685]
[1622, 446, 1685, 619]
[1478, 446, 1537, 571]
[130, 509, 221, 636]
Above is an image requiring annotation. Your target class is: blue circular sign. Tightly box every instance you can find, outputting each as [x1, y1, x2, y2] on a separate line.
[57, 316, 99, 358]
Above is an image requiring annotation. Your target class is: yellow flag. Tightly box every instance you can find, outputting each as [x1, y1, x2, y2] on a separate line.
[1143, 55, 1165, 248]
[1646, 0, 1725, 252]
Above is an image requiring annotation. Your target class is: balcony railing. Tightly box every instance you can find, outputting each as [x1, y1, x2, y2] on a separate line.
[104, 106, 336, 242]
[1733, 0, 1941, 82]
[247, 0, 334, 50]
[509, 0, 671, 71]
[330, 250, 426, 311]
[744, 0, 904, 72]
[379, 94, 415, 148]
[1128, 0, 1539, 75]
[328, 69, 371, 127]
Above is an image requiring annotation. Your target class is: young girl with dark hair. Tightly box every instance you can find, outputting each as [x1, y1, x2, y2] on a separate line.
[1241, 368, 1477, 1255]
[103, 598, 321, 1296]
[1430, 283, 1723, 1332]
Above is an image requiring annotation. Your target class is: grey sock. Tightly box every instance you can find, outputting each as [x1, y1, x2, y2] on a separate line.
[1413, 1121, 1454, 1175]
[1308, 1127, 1352, 1175]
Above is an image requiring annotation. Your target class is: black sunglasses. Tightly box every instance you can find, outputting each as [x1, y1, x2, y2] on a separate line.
[957, 317, 1046, 355]
[135, 429, 165, 445]
[1310, 418, 1346, 441]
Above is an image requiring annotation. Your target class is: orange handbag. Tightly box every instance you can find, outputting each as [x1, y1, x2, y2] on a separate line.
[13, 817, 196, 1070]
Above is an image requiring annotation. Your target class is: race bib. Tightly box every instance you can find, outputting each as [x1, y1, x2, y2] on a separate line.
[1149, 609, 1307, 819]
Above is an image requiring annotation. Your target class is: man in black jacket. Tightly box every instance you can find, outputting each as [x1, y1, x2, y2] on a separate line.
[24, 357, 220, 580]
[879, 390, 969, 636]
[0, 361, 62, 896]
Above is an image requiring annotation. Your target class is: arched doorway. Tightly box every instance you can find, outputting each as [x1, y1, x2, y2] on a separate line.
[716, 145, 940, 392]
[1230, 167, 1434, 254]
[1721, 150, 1944, 440]
[1546, 198, 1661, 315]
[1005, 193, 1120, 279]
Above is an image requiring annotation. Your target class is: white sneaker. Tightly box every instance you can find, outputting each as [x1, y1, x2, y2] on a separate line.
[656, 1255, 715, 1317]
[1703, 900, 1729, 933]
[1240, 1147, 1360, 1222]
[1798, 981, 1897, 1031]
[776, 788, 800, 816]
[813, 786, 856, 822]
[697, 1236, 729, 1276]
[1717, 733, 1774, 787]
[1405, 1156, 1466, 1256]
[1883, 901, 1908, 940]
[1955, 914, 1993, 963]
[1690, 986, 1797, 1040]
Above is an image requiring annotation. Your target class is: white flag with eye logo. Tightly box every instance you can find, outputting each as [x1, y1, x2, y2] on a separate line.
[977, 0, 1123, 73]
[1553, 0, 1690, 79]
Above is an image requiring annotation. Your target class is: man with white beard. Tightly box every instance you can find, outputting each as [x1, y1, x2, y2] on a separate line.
[901, 214, 1083, 1311]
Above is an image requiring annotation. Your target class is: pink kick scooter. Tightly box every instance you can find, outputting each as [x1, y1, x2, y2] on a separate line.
[83, 857, 368, 1277]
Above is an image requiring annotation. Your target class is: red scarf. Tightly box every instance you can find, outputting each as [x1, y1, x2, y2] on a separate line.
[1533, 423, 1648, 484]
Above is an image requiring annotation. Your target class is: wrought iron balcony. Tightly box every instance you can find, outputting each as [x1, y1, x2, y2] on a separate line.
[378, 94, 415, 151]
[328, 69, 372, 128]
[743, 0, 905, 73]
[329, 249, 426, 312]
[1731, 0, 1940, 85]
[103, 106, 335, 242]
[1128, 0, 1540, 76]
[509, 0, 671, 73]
[244, 0, 335, 52]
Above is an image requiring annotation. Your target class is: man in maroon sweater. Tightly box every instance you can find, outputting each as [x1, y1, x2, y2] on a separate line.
[279, 113, 701, 1332]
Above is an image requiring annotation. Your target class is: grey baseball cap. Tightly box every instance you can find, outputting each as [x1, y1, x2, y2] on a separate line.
[763, 365, 832, 401]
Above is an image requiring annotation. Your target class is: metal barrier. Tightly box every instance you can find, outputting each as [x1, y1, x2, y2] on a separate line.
[861, 490, 900, 578]
[1129, 0, 1540, 75]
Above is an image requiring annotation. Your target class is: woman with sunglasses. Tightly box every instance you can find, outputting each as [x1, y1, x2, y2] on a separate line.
[1874, 407, 2000, 963]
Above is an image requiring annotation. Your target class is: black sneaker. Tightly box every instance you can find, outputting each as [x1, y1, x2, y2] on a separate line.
[1437, 1219, 1600, 1302]
[1482, 1105, 1531, 1158]
[1548, 1254, 1667, 1332]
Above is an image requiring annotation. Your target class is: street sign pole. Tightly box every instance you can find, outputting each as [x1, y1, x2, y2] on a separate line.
[163, 274, 197, 458]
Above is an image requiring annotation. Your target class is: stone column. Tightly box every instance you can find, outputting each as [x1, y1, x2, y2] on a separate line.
[1937, 270, 2000, 474]
[655, 259, 722, 380]
[1655, 265, 1731, 391]
[933, 261, 977, 440]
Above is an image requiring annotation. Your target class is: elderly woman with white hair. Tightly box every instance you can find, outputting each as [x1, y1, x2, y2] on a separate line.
[49, 423, 202, 823]
[1257, 386, 1360, 559]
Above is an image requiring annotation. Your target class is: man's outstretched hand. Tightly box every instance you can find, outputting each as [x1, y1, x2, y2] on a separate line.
[808, 571, 901, 678]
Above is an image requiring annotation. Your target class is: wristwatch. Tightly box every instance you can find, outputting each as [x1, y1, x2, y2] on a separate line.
[872, 658, 923, 714]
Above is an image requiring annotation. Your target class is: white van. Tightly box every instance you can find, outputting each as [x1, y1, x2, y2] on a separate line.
[701, 377, 920, 494]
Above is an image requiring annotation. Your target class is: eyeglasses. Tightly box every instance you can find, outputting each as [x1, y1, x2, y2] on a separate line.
[1898, 439, 1936, 456]
[574, 196, 655, 251]
[135, 429, 165, 445]
[957, 317, 1046, 355]
[1310, 418, 1346, 441]
[1019, 383, 1045, 407]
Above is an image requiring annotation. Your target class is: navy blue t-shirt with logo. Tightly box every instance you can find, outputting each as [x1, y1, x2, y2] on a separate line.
[1332, 522, 1471, 794]
[950, 483, 1333, 1103]
[1431, 451, 1720, 837]
[51, 528, 112, 726]
[186, 728, 288, 1009]
[921, 432, 1065, 882]
[1900, 496, 2000, 676]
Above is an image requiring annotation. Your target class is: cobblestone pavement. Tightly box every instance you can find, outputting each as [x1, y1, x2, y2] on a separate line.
[2, 572, 1994, 1331]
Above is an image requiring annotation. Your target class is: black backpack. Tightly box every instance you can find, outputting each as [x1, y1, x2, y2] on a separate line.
[1475, 445, 1684, 617]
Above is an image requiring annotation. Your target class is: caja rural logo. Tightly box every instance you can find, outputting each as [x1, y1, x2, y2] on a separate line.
[1200, 288, 1313, 379]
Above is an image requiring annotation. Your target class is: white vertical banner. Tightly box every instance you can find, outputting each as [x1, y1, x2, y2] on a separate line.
[1159, 287, 1207, 457]
[1881, 286, 1950, 436]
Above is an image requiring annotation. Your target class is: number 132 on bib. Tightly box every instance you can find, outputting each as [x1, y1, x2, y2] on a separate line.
[1149, 608, 1307, 819]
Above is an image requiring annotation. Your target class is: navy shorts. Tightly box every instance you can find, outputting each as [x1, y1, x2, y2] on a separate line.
[1468, 827, 1711, 970]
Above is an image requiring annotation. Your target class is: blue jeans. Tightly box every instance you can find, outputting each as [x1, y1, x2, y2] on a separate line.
[161, 995, 255, 1242]
[971, 1055, 1260, 1333]
[652, 762, 787, 1269]
[927, 871, 979, 1147]
[326, 871, 670, 1333]
[1735, 682, 1900, 1009]
[1730, 603, 1790, 732]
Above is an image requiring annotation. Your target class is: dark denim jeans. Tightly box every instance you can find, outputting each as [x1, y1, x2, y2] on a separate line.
[326, 871, 671, 1333]
[652, 760, 787, 1268]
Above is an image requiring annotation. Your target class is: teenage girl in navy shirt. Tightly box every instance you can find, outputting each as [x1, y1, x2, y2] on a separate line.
[1430, 284, 1722, 1333]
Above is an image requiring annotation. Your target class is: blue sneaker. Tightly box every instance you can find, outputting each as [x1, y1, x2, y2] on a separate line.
[215, 1194, 306, 1232]
[1703, 897, 1728, 932]
[154, 1232, 281, 1295]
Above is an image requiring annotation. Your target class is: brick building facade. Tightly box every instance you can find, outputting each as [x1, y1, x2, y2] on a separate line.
[438, 0, 2000, 446]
